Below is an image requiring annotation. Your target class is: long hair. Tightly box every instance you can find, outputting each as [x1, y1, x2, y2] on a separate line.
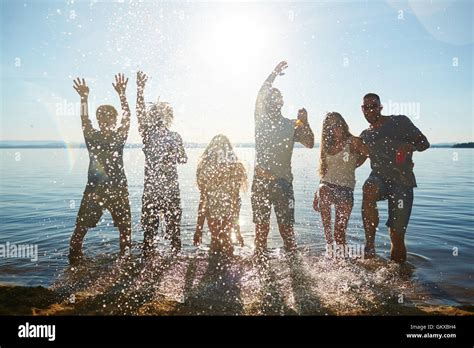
[319, 112, 353, 177]
[197, 134, 247, 193]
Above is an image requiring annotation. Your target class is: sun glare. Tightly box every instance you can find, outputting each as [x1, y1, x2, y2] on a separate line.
[195, 11, 271, 76]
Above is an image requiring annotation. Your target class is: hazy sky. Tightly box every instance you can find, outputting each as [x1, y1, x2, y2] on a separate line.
[1, 0, 472, 144]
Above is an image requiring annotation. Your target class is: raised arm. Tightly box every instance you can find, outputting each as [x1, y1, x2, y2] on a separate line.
[112, 73, 131, 141]
[136, 71, 148, 139]
[73, 78, 94, 140]
[294, 108, 315, 148]
[255, 61, 288, 119]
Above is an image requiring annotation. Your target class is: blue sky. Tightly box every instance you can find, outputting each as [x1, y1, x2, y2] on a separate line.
[1, 0, 472, 144]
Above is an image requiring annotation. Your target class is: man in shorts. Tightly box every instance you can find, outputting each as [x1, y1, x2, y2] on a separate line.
[69, 74, 132, 264]
[360, 93, 430, 263]
[252, 61, 314, 256]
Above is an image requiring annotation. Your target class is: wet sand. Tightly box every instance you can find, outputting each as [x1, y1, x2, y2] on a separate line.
[1, 252, 472, 316]
[0, 285, 472, 316]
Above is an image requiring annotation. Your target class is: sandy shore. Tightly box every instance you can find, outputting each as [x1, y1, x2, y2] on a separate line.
[1, 285, 472, 316]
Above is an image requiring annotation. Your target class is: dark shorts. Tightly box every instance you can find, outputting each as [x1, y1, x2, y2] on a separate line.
[365, 173, 414, 234]
[76, 187, 131, 229]
[251, 176, 295, 226]
[320, 181, 354, 205]
[141, 191, 182, 231]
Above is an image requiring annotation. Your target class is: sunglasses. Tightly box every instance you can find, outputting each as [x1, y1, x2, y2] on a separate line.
[361, 104, 379, 110]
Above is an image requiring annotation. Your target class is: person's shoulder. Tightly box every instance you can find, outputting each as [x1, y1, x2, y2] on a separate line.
[279, 115, 294, 124]
[170, 130, 184, 143]
[359, 128, 369, 138]
[350, 135, 360, 144]
[390, 115, 416, 129]
[168, 129, 179, 137]
[111, 129, 127, 140]
[390, 115, 410, 123]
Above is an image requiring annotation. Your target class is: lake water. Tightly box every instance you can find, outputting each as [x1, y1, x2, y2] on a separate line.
[0, 147, 472, 314]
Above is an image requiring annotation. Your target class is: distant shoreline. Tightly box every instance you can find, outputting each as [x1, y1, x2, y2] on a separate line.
[0, 142, 473, 149]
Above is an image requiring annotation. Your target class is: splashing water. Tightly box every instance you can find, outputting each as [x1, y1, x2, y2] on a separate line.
[48, 243, 426, 316]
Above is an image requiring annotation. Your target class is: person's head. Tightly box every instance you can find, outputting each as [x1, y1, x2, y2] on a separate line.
[146, 100, 174, 131]
[362, 93, 383, 124]
[96, 105, 118, 132]
[197, 134, 246, 191]
[200, 134, 236, 166]
[265, 87, 284, 116]
[319, 112, 353, 176]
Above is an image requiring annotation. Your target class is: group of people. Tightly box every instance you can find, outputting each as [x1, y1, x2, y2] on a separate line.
[69, 61, 429, 265]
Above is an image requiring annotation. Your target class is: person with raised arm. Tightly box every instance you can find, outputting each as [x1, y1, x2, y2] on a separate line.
[252, 61, 314, 258]
[69, 74, 132, 263]
[136, 71, 187, 256]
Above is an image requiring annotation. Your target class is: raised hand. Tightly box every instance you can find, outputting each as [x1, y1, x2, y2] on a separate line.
[297, 107, 308, 125]
[273, 61, 288, 76]
[73, 78, 89, 99]
[112, 73, 128, 96]
[137, 71, 148, 89]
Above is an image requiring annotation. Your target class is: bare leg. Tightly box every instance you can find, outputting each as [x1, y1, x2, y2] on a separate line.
[208, 218, 233, 256]
[362, 182, 380, 258]
[69, 226, 88, 263]
[389, 228, 407, 263]
[142, 226, 156, 257]
[166, 211, 182, 253]
[255, 223, 270, 254]
[334, 201, 352, 246]
[195, 195, 206, 245]
[235, 222, 245, 246]
[278, 224, 296, 253]
[118, 225, 132, 256]
[232, 204, 244, 246]
[220, 218, 234, 257]
[208, 218, 220, 255]
[318, 185, 333, 245]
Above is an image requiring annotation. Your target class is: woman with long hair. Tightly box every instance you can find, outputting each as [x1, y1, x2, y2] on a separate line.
[194, 134, 247, 256]
[313, 112, 368, 257]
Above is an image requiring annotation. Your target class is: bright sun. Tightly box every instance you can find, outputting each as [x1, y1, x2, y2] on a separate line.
[195, 11, 271, 76]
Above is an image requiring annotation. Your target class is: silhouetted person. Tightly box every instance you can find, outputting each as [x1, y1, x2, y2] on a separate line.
[69, 74, 132, 263]
[193, 135, 247, 257]
[360, 93, 430, 263]
[252, 61, 314, 257]
[136, 71, 187, 256]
